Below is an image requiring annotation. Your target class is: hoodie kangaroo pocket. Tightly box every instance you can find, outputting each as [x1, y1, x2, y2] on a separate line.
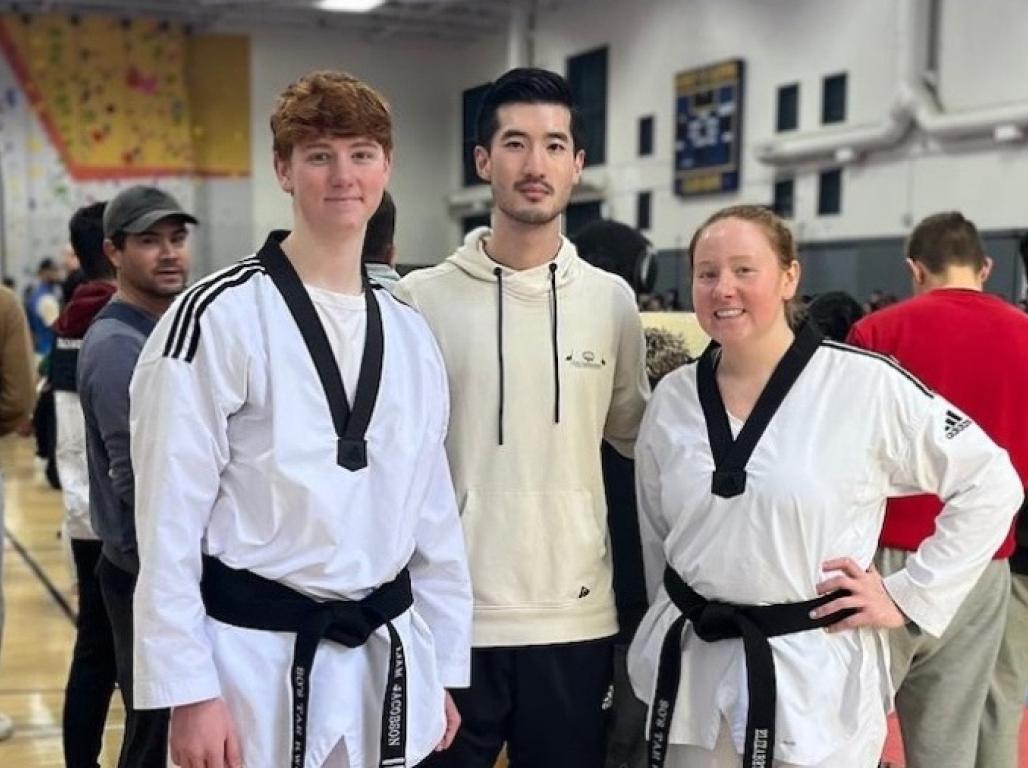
[460, 489, 606, 609]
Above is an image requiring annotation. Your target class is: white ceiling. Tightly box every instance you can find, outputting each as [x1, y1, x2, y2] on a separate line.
[0, 0, 542, 43]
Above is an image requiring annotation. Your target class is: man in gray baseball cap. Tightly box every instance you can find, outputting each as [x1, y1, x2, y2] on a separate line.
[102, 185, 197, 239]
[79, 184, 196, 767]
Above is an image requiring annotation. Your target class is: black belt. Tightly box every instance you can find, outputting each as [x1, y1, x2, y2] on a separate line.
[201, 555, 413, 768]
[648, 566, 856, 768]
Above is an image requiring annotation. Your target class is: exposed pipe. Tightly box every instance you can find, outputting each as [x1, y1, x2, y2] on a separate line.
[910, 0, 1028, 139]
[756, 0, 1028, 167]
[757, 0, 919, 166]
[755, 88, 915, 166]
[921, 0, 942, 101]
[916, 99, 1028, 141]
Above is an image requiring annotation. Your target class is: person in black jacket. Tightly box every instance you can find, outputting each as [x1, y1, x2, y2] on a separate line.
[573, 219, 687, 768]
[55, 202, 119, 768]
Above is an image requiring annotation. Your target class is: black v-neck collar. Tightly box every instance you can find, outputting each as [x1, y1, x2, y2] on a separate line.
[696, 322, 823, 498]
[258, 231, 383, 471]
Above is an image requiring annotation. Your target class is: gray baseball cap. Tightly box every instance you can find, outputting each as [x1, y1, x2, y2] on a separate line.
[102, 185, 198, 238]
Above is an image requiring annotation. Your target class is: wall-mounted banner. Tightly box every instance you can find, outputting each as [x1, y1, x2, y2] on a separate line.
[673, 59, 744, 198]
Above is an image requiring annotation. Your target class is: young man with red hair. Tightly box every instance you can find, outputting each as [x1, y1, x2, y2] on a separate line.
[131, 70, 471, 768]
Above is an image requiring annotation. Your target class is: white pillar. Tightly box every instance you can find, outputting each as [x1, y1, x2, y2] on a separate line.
[506, 2, 531, 69]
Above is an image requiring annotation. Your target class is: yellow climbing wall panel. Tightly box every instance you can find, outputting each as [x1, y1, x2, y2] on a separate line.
[186, 34, 250, 177]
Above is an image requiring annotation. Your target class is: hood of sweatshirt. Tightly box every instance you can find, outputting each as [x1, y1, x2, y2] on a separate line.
[365, 262, 401, 292]
[53, 281, 117, 339]
[445, 226, 580, 298]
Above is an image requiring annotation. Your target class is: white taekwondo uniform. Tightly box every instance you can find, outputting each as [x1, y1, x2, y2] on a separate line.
[130, 232, 472, 768]
[628, 323, 1023, 768]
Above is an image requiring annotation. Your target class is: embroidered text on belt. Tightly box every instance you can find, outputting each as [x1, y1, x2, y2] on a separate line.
[201, 556, 412, 768]
[648, 566, 856, 768]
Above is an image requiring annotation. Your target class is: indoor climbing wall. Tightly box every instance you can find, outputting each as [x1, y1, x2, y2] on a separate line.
[0, 14, 195, 176]
[0, 12, 251, 283]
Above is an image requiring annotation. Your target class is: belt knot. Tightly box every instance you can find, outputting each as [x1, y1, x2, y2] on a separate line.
[691, 600, 743, 641]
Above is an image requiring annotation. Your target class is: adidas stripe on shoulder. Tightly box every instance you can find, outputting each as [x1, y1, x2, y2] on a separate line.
[163, 257, 265, 363]
[820, 339, 934, 398]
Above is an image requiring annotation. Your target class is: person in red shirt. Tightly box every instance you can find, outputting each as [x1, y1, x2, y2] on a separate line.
[847, 211, 1028, 768]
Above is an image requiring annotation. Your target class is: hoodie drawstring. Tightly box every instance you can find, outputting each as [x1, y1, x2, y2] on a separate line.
[549, 263, 561, 426]
[493, 261, 561, 446]
[494, 266, 505, 446]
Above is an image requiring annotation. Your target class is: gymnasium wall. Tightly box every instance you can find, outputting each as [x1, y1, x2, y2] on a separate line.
[440, 0, 1028, 298]
[2, 1, 1024, 297]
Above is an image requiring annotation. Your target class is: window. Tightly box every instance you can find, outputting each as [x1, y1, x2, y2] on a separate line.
[776, 83, 799, 132]
[636, 191, 652, 230]
[772, 177, 794, 219]
[822, 73, 847, 124]
[567, 46, 608, 166]
[818, 169, 842, 215]
[462, 83, 490, 187]
[638, 115, 654, 156]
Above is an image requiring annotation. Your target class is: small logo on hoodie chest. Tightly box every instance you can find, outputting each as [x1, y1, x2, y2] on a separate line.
[565, 349, 607, 370]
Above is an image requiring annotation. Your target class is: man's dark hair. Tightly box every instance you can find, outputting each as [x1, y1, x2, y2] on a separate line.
[475, 67, 584, 152]
[906, 211, 986, 274]
[361, 191, 396, 265]
[571, 219, 655, 295]
[69, 202, 114, 280]
[806, 291, 865, 342]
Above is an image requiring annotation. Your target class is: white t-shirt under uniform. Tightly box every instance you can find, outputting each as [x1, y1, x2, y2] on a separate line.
[306, 283, 367, 403]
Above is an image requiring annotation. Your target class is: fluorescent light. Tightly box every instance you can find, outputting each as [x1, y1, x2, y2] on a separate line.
[317, 0, 386, 11]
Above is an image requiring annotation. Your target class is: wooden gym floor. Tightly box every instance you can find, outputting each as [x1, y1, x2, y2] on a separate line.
[0, 435, 125, 766]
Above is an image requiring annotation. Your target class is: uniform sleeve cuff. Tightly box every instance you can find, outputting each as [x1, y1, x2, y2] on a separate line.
[882, 570, 947, 638]
[436, 656, 471, 689]
[133, 671, 222, 710]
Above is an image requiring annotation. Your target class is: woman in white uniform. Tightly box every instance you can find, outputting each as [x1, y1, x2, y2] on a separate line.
[627, 205, 1022, 768]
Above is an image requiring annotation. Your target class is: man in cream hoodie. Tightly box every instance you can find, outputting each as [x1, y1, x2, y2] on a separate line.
[396, 68, 649, 768]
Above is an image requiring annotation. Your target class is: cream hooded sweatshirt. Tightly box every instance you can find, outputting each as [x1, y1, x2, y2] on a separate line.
[395, 227, 649, 646]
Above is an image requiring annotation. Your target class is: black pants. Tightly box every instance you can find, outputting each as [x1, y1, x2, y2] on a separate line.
[63, 540, 118, 768]
[96, 554, 169, 768]
[422, 638, 614, 768]
[32, 385, 61, 489]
